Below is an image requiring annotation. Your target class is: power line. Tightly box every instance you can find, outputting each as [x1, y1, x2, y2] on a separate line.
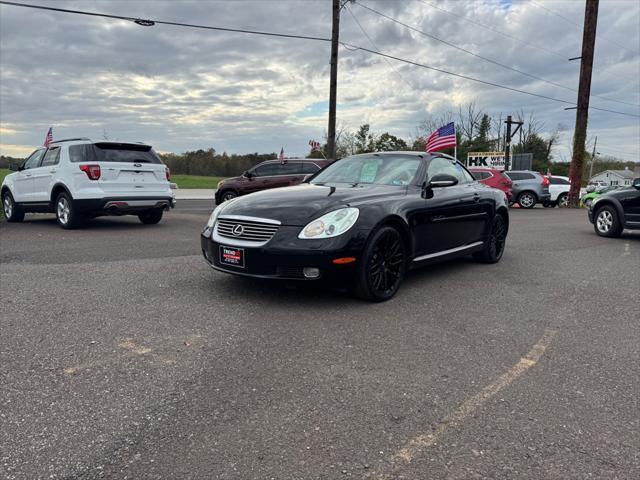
[417, 0, 639, 86]
[355, 1, 640, 108]
[339, 42, 640, 118]
[529, 0, 640, 56]
[0, 0, 332, 43]
[2, 0, 639, 119]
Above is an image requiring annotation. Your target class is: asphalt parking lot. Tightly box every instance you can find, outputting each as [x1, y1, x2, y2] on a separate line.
[1, 204, 638, 479]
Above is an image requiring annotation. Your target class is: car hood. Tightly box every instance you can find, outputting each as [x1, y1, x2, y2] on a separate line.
[219, 183, 407, 226]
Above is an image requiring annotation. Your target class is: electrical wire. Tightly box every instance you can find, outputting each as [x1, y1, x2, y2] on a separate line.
[355, 1, 640, 108]
[1, 0, 639, 119]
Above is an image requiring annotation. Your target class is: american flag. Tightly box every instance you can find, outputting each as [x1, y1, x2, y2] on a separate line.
[308, 140, 321, 152]
[44, 127, 53, 147]
[279, 147, 285, 163]
[425, 122, 456, 153]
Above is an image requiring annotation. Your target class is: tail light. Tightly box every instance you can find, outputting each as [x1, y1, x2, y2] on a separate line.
[500, 173, 512, 186]
[165, 167, 171, 181]
[79, 164, 101, 180]
[542, 176, 549, 187]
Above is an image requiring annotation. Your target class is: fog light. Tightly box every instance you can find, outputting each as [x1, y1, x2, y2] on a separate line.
[303, 267, 320, 279]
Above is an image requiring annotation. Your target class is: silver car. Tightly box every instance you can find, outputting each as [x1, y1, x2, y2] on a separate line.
[503, 170, 552, 209]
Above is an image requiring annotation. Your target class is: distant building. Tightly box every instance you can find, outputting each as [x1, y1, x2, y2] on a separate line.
[589, 167, 635, 187]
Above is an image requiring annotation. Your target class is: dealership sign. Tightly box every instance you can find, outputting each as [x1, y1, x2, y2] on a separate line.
[467, 152, 506, 170]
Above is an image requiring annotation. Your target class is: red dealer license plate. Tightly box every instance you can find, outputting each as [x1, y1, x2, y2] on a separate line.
[219, 246, 245, 268]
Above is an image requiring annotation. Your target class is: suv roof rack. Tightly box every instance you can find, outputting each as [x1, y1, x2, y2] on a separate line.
[50, 137, 91, 144]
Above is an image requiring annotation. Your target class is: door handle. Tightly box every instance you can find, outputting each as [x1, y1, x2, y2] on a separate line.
[49, 170, 57, 173]
[25, 173, 32, 177]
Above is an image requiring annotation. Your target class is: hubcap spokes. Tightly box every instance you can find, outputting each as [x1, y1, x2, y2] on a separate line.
[4, 197, 12, 217]
[597, 211, 612, 232]
[57, 199, 69, 224]
[521, 195, 533, 207]
[369, 232, 403, 294]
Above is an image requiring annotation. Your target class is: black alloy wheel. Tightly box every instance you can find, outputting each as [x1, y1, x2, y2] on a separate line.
[474, 214, 507, 263]
[354, 226, 406, 302]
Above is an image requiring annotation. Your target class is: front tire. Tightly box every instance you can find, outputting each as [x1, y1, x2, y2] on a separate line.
[473, 214, 507, 263]
[55, 192, 81, 229]
[2, 191, 24, 222]
[353, 226, 406, 302]
[219, 190, 238, 203]
[593, 205, 623, 238]
[517, 191, 537, 209]
[138, 209, 164, 225]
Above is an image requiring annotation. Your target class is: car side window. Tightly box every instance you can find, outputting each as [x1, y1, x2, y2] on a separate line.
[301, 163, 320, 174]
[254, 163, 278, 177]
[23, 149, 45, 170]
[427, 157, 462, 182]
[40, 147, 61, 167]
[452, 162, 475, 184]
[280, 162, 302, 175]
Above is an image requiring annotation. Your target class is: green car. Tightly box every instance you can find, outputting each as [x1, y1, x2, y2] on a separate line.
[581, 185, 620, 207]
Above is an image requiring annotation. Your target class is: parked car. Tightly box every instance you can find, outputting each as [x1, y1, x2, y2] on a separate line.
[468, 167, 513, 201]
[215, 158, 332, 204]
[588, 178, 640, 237]
[1, 138, 174, 228]
[581, 185, 620, 207]
[503, 170, 551, 208]
[545, 175, 571, 207]
[202, 152, 509, 301]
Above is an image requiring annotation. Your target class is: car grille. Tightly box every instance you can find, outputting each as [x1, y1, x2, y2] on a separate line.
[216, 217, 279, 242]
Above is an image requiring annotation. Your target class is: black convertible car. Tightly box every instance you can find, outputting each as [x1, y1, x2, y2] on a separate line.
[201, 152, 509, 301]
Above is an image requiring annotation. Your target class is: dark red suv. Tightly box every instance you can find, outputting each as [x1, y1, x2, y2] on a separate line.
[469, 167, 513, 201]
[215, 158, 332, 204]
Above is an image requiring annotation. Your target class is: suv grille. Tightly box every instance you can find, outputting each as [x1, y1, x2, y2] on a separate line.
[216, 218, 279, 242]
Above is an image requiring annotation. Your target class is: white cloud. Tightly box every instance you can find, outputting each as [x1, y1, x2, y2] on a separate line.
[0, 0, 638, 160]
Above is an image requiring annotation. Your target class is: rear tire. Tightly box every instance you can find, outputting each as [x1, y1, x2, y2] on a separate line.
[138, 208, 164, 225]
[593, 205, 623, 238]
[55, 192, 81, 229]
[353, 226, 406, 302]
[2, 191, 24, 222]
[517, 191, 537, 209]
[557, 193, 569, 208]
[473, 214, 507, 263]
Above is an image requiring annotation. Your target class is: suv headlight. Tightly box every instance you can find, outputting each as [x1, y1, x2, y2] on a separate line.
[299, 207, 359, 239]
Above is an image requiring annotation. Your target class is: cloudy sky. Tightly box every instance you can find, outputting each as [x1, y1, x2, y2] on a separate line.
[1, 0, 638, 161]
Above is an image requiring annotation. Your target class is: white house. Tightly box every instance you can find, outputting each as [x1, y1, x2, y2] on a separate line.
[589, 168, 636, 187]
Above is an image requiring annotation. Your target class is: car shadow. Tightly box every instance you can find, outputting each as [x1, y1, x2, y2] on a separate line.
[12, 214, 166, 231]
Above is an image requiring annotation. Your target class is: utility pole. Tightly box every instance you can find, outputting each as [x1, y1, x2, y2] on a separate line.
[568, 0, 599, 206]
[504, 115, 523, 171]
[327, 0, 341, 160]
[588, 135, 597, 180]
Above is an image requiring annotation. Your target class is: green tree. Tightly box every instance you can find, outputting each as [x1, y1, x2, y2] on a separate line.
[374, 132, 408, 151]
[355, 124, 375, 153]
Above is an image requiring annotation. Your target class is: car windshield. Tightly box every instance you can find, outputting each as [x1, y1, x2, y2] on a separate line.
[310, 154, 421, 186]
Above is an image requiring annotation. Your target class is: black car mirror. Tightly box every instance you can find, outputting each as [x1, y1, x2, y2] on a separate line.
[8, 163, 20, 171]
[633, 178, 640, 190]
[243, 170, 254, 179]
[429, 174, 458, 188]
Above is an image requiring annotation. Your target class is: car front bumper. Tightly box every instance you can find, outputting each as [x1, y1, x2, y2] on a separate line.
[200, 226, 368, 282]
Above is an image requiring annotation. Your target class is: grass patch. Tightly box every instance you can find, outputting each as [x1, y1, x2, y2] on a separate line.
[0, 168, 10, 185]
[172, 174, 226, 189]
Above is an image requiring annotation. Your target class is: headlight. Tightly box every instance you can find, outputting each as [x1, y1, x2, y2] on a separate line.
[202, 201, 229, 236]
[298, 207, 359, 239]
[217, 180, 225, 188]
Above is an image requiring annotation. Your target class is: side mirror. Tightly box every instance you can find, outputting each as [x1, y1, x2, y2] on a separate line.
[9, 163, 20, 171]
[586, 185, 596, 193]
[429, 173, 459, 188]
[303, 174, 313, 182]
[243, 170, 253, 179]
[421, 174, 459, 199]
[633, 178, 640, 190]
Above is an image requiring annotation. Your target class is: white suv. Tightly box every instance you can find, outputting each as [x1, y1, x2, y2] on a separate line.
[545, 175, 571, 208]
[1, 138, 175, 228]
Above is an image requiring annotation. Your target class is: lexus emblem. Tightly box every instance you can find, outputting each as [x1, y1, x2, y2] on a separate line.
[232, 224, 244, 236]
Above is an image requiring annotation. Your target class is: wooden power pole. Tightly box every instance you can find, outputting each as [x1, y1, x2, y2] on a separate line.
[327, 0, 341, 160]
[568, 0, 599, 206]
